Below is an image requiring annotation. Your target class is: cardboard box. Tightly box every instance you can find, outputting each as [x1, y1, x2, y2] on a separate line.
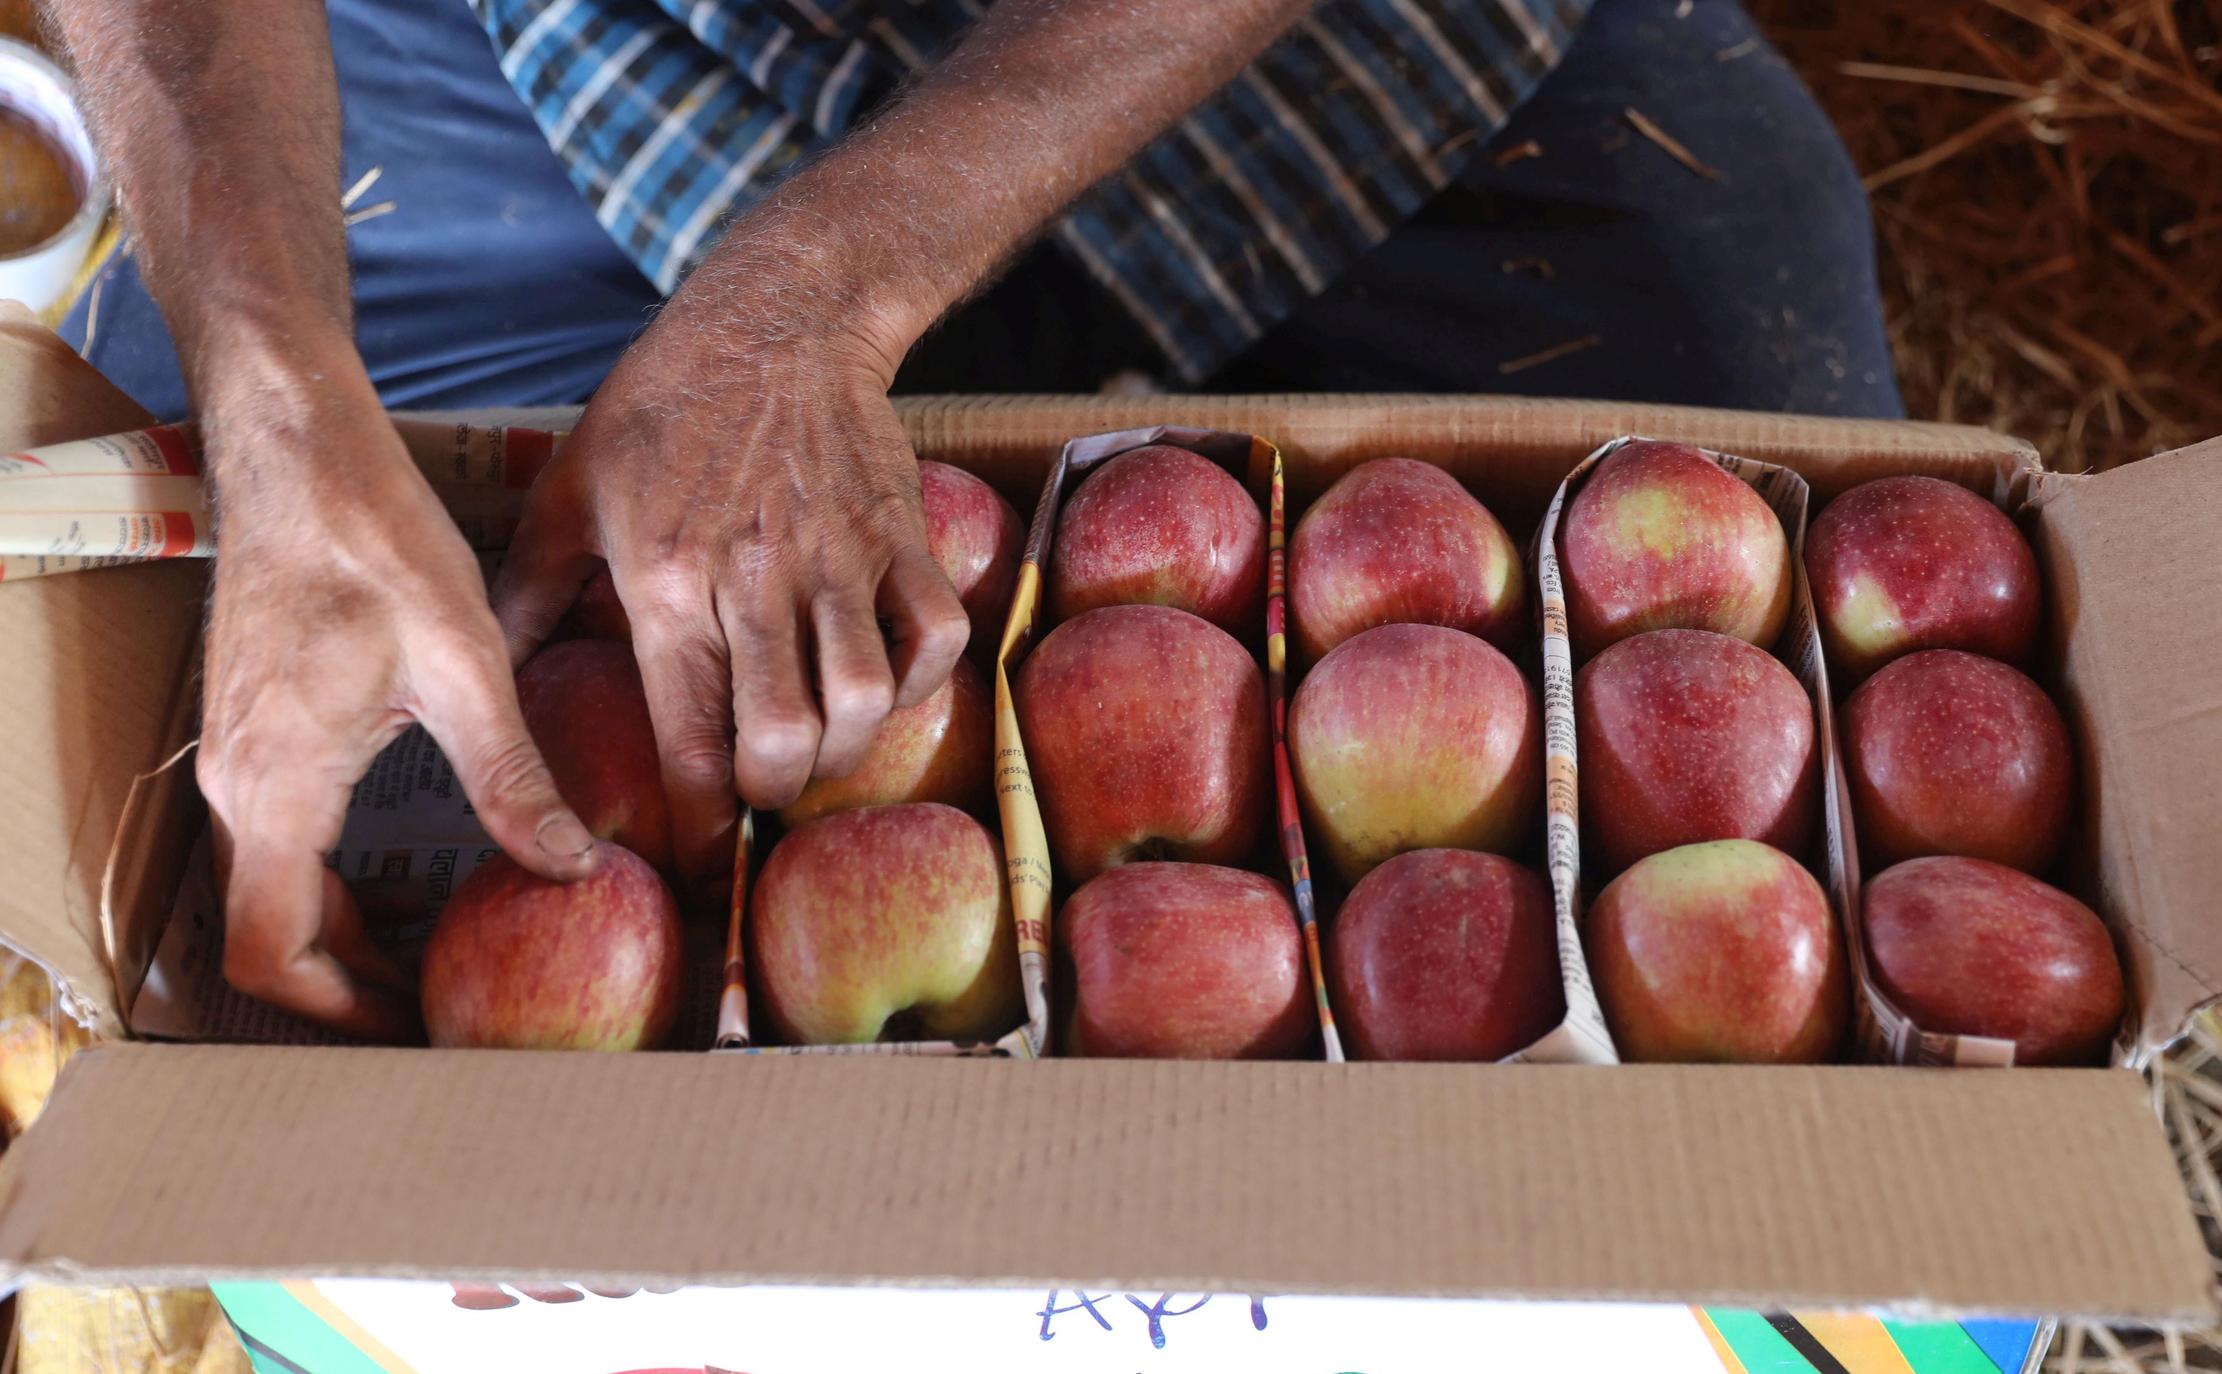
[0, 321, 2216, 1356]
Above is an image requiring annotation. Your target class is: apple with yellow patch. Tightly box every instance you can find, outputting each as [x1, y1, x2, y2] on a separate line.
[1586, 838, 1845, 1063]
[779, 657, 993, 826]
[1289, 623, 1540, 884]
[752, 802, 1021, 1045]
[1805, 475, 2041, 685]
[1558, 440, 1791, 660]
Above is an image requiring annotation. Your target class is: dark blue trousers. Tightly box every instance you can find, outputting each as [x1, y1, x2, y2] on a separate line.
[62, 0, 1902, 421]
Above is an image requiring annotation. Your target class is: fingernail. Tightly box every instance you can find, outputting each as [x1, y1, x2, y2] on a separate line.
[536, 812, 597, 864]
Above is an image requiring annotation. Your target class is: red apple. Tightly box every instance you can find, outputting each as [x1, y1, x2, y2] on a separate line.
[752, 803, 1020, 1045]
[1328, 849, 1563, 1062]
[1289, 623, 1539, 884]
[1843, 649, 2072, 873]
[1805, 475, 2040, 685]
[516, 639, 671, 872]
[422, 844, 683, 1051]
[1558, 439, 1791, 659]
[1014, 605, 1268, 883]
[567, 568, 631, 642]
[1587, 839, 1845, 1063]
[920, 460, 1025, 661]
[1048, 445, 1264, 635]
[1289, 457, 1525, 662]
[1575, 629, 1817, 874]
[1863, 856, 2124, 1065]
[779, 656, 992, 826]
[1062, 862, 1311, 1059]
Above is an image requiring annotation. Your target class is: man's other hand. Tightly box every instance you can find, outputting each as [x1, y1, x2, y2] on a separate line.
[196, 350, 596, 1041]
[491, 269, 968, 894]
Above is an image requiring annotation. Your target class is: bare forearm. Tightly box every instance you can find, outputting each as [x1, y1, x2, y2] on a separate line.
[49, 0, 355, 409]
[676, 0, 1315, 362]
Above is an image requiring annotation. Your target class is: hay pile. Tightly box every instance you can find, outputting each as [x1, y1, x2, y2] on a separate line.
[1751, 0, 2222, 472]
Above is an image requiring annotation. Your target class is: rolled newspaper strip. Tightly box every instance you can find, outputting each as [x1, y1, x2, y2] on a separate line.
[0, 419, 561, 579]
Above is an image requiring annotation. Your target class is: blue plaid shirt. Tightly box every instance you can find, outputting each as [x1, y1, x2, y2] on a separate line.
[471, 0, 1592, 381]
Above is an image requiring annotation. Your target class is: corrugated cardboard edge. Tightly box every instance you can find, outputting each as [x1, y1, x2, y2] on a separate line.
[891, 395, 2038, 519]
[0, 1045, 2210, 1324]
[419, 397, 2043, 512]
[2022, 440, 2222, 1063]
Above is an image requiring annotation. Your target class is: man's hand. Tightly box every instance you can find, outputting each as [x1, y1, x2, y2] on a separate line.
[494, 275, 969, 885]
[196, 349, 597, 1040]
[493, 0, 1315, 887]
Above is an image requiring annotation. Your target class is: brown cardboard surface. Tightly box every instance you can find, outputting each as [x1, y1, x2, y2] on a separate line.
[0, 1044, 2209, 1321]
[0, 301, 155, 450]
[893, 395, 2037, 524]
[0, 305, 204, 1037]
[423, 396, 2039, 520]
[2027, 440, 2222, 1057]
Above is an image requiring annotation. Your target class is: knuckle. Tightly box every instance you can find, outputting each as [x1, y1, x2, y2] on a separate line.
[207, 730, 281, 800]
[663, 733, 736, 791]
[822, 672, 895, 725]
[866, 495, 925, 543]
[740, 711, 819, 769]
[468, 734, 555, 806]
[921, 600, 971, 656]
[724, 536, 792, 601]
[615, 560, 703, 617]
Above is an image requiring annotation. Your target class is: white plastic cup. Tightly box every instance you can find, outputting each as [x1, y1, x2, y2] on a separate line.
[0, 38, 108, 314]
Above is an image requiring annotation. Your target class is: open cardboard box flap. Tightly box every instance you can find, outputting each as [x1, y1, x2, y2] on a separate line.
[2025, 437, 2222, 1058]
[0, 305, 204, 1038]
[0, 1046, 2210, 1322]
[0, 326, 2213, 1320]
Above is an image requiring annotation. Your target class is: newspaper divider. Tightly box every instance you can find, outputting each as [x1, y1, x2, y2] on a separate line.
[0, 418, 559, 579]
[1534, 437, 1876, 1065]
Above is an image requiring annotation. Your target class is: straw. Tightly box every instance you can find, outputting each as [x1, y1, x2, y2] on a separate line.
[1752, 0, 2222, 472]
[2047, 1009, 2222, 1372]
